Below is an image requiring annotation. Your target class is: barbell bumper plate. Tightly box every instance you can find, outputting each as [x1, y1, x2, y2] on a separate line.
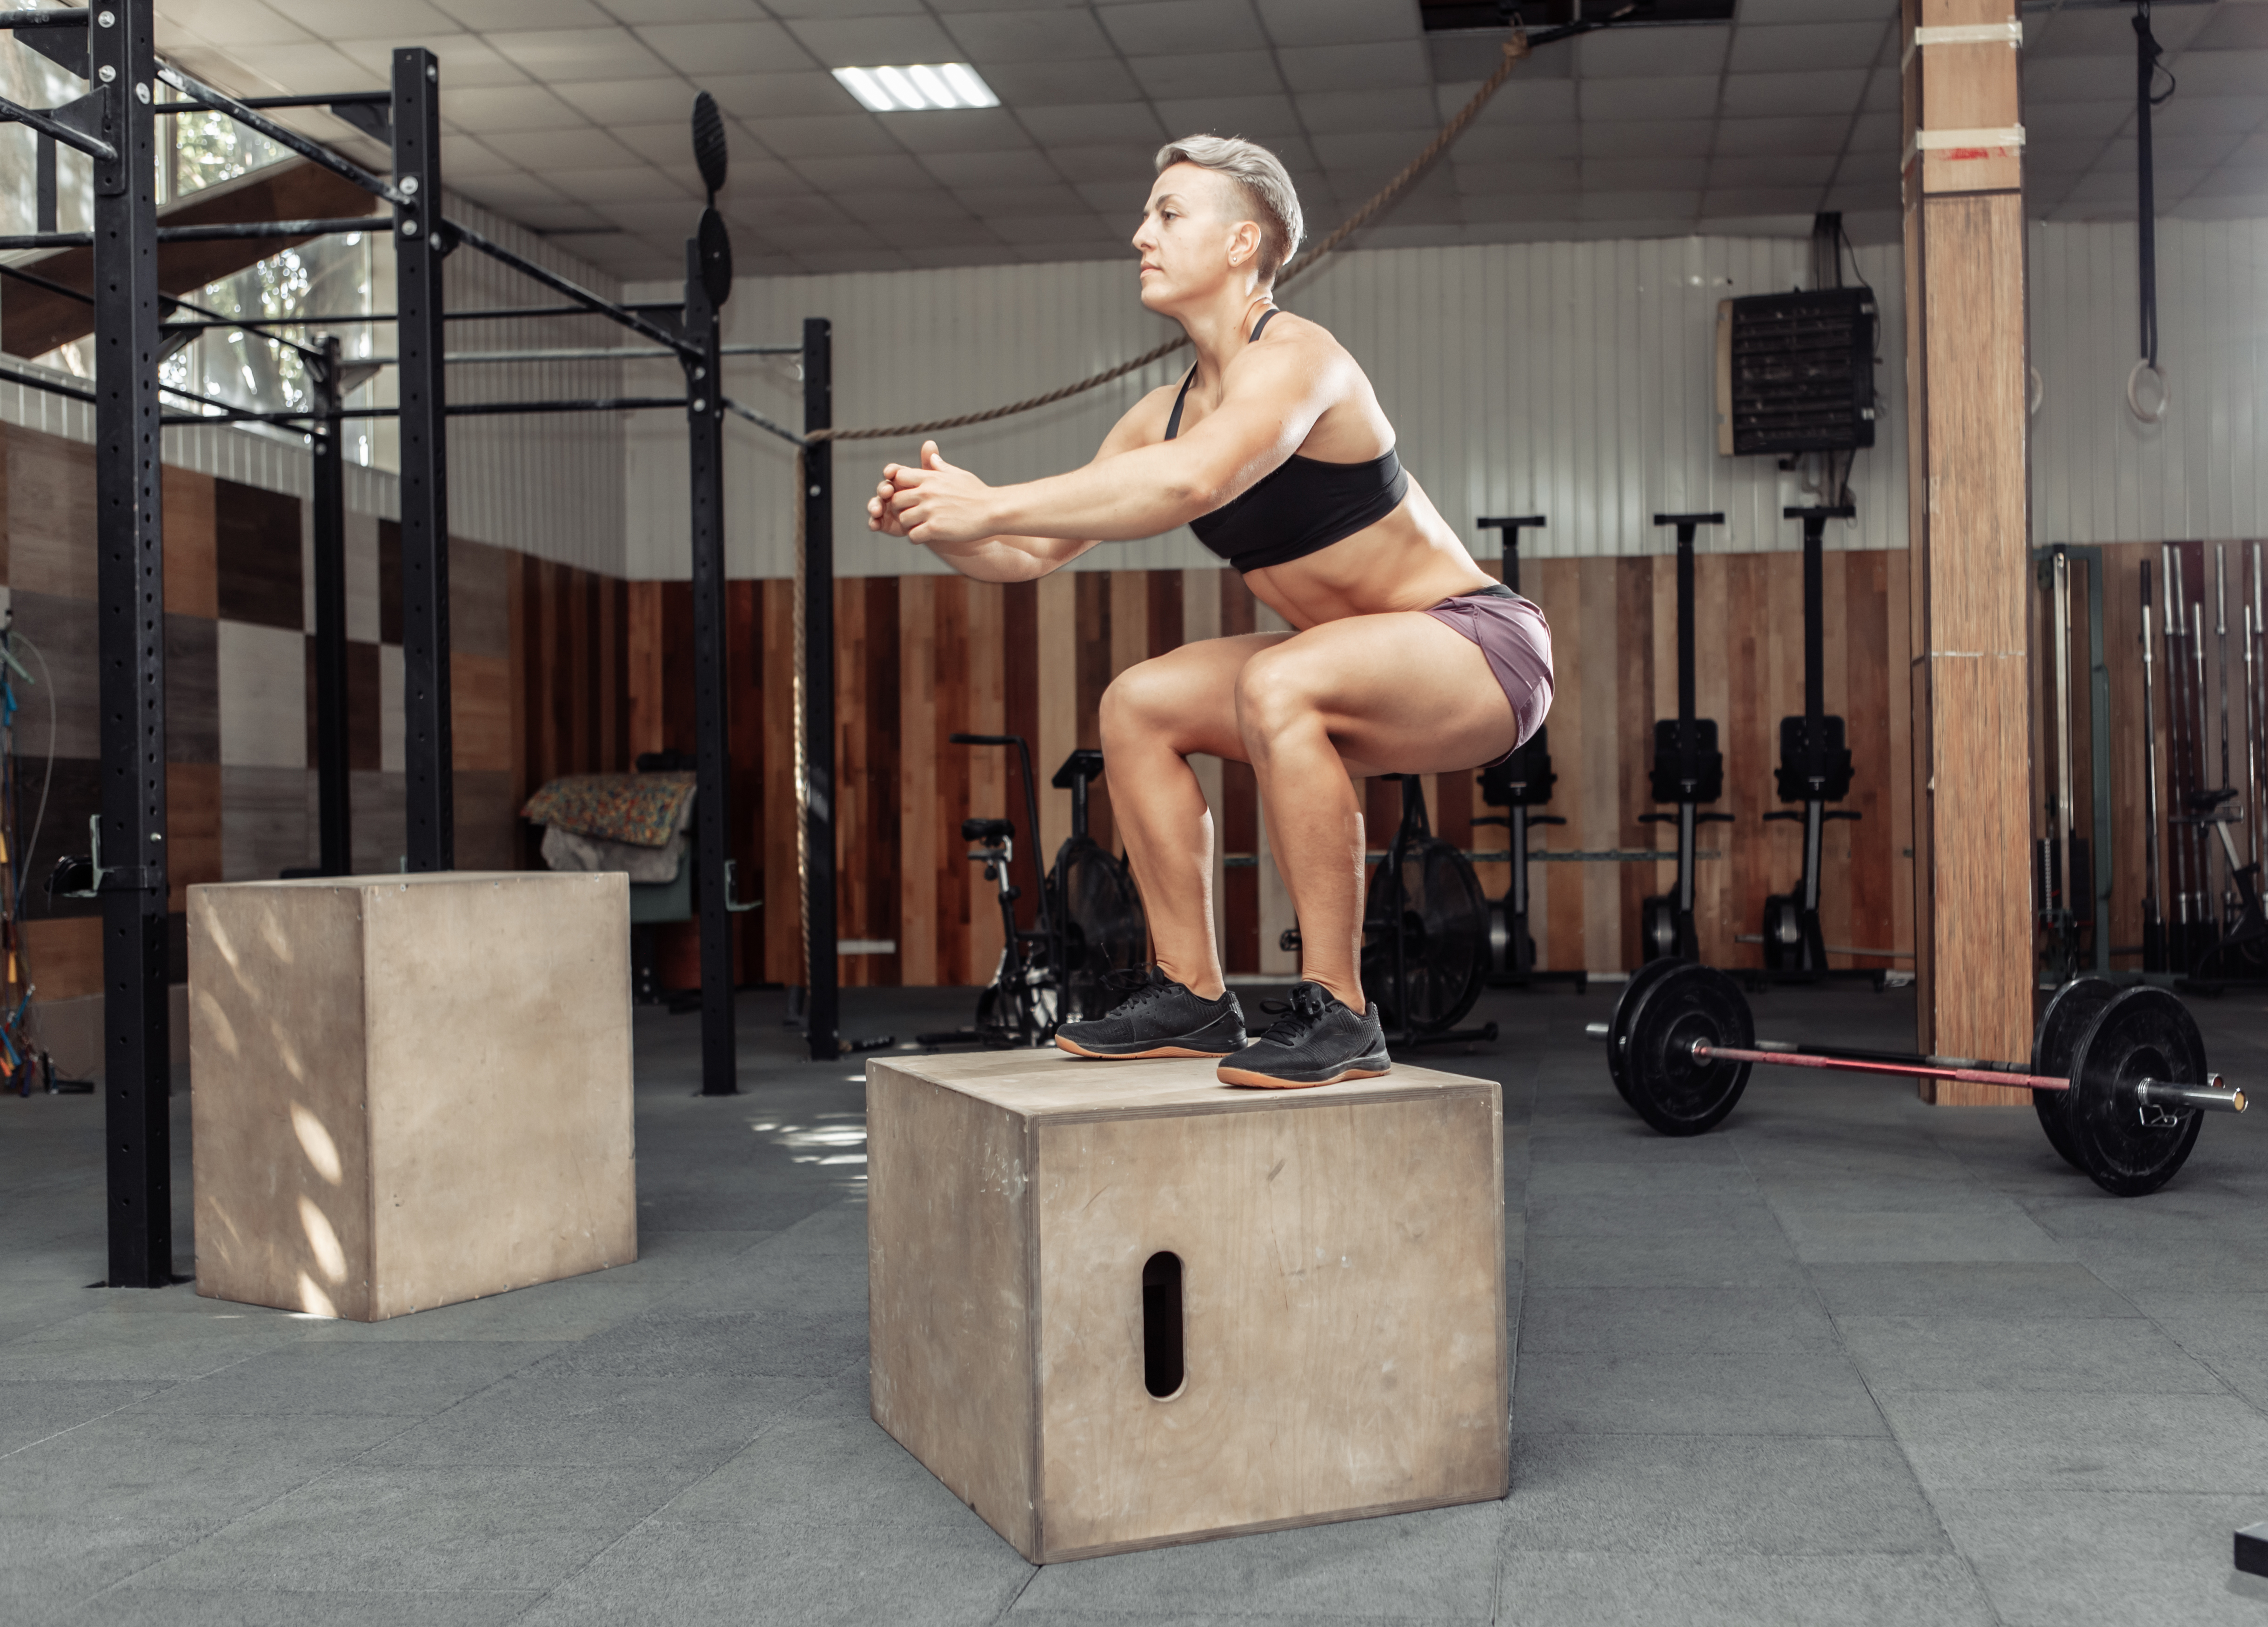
[2031, 976, 2120, 1174]
[2067, 986, 2210, 1198]
[1612, 959, 1753, 1137]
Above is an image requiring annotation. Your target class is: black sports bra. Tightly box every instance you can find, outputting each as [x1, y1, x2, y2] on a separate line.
[1164, 308, 1410, 573]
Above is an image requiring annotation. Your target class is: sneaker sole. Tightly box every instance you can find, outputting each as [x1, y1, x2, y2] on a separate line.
[1056, 1036, 1241, 1060]
[1217, 1059, 1392, 1089]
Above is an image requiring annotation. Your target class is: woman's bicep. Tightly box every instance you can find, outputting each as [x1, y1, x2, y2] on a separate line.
[1176, 345, 1338, 500]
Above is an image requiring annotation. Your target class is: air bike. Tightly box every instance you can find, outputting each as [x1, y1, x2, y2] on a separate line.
[1590, 958, 2246, 1196]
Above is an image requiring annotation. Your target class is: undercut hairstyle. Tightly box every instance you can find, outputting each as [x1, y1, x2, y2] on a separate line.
[1154, 134, 1305, 286]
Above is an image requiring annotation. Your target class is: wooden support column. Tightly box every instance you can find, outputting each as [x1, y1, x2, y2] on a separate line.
[1902, 0, 2033, 1099]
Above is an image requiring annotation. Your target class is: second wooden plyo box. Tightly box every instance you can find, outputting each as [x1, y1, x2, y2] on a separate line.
[867, 1049, 1506, 1563]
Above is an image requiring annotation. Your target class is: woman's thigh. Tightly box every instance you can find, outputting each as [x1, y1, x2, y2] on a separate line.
[1242, 611, 1519, 778]
[1103, 631, 1289, 764]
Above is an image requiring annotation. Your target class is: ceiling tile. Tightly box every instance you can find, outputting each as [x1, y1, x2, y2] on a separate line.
[438, 84, 586, 134]
[1578, 26, 1731, 78]
[154, 0, 312, 46]
[336, 35, 529, 88]
[864, 217, 1010, 252]
[455, 171, 571, 207]
[1719, 69, 1867, 117]
[439, 134, 520, 176]
[980, 57, 1145, 104]
[901, 244, 1027, 269]
[1432, 35, 1569, 83]
[990, 211, 1115, 243]
[2027, 6, 2210, 59]
[1707, 153, 1837, 187]
[1585, 156, 1707, 189]
[788, 153, 936, 190]
[2168, 47, 2268, 103]
[1150, 94, 1302, 138]
[507, 203, 613, 232]
[1458, 189, 1584, 222]
[437, 0, 615, 25]
[1456, 121, 1582, 161]
[783, 15, 960, 68]
[794, 247, 915, 272]
[2024, 100, 2133, 144]
[1702, 185, 1825, 213]
[1579, 119, 1716, 159]
[615, 120, 816, 178]
[1454, 79, 1576, 126]
[2189, 5, 2268, 50]
[834, 189, 988, 225]
[1726, 20, 1888, 74]
[1073, 178, 1143, 212]
[952, 182, 1088, 215]
[1129, 51, 1284, 99]
[1696, 209, 1817, 235]
[1712, 114, 1851, 155]
[2153, 88, 2268, 136]
[268, 0, 459, 40]
[1860, 67, 1898, 111]
[939, 7, 1115, 61]
[600, 199, 721, 233]
[1099, 0, 1268, 56]
[877, 108, 1034, 154]
[1052, 143, 1162, 183]
[482, 126, 643, 168]
[1843, 110, 1898, 151]
[2102, 131, 2247, 170]
[1733, 0, 1897, 22]
[743, 112, 904, 158]
[1016, 103, 1169, 145]
[1579, 75, 1723, 122]
[1452, 157, 1579, 195]
[767, 0, 930, 14]
[1256, 0, 1418, 47]
[918, 147, 1063, 187]
[598, 0, 775, 19]
[1292, 88, 1439, 134]
[2188, 162, 2268, 200]
[2023, 57, 2134, 104]
[551, 79, 704, 125]
[636, 20, 812, 74]
[1577, 187, 1700, 221]
[215, 42, 375, 91]
[702, 72, 860, 118]
[1277, 40, 1431, 91]
[485, 28, 675, 82]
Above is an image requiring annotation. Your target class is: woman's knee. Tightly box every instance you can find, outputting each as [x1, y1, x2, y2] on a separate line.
[1099, 658, 1179, 748]
[1234, 651, 1325, 751]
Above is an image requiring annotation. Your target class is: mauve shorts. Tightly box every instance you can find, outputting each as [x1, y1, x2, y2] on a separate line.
[1422, 583, 1554, 767]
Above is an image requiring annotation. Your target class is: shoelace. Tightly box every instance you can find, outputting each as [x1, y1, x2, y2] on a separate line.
[1099, 965, 1170, 1015]
[1255, 983, 1332, 1046]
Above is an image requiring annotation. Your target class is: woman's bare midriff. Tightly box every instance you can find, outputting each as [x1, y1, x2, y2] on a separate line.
[1239, 476, 1495, 629]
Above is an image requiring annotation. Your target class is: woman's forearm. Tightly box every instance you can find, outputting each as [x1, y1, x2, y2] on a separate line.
[989, 442, 1218, 542]
[927, 535, 1074, 583]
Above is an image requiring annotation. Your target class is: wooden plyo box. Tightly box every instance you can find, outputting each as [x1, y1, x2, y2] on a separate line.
[188, 872, 636, 1321]
[867, 1051, 1506, 1563]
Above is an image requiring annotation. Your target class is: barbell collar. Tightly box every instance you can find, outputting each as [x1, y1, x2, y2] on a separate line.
[2135, 1077, 2247, 1114]
[1585, 1021, 1611, 1040]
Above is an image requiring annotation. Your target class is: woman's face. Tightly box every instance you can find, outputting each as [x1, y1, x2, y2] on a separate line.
[1133, 163, 1258, 312]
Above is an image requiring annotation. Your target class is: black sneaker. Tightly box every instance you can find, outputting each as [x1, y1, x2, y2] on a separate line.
[1056, 967, 1247, 1059]
[1217, 981, 1391, 1089]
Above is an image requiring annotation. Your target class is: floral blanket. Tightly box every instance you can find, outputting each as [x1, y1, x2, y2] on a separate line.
[521, 773, 695, 848]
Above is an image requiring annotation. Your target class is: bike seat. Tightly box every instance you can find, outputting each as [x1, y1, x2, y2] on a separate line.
[961, 817, 1014, 843]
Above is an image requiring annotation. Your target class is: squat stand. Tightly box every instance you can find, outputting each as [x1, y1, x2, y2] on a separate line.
[1639, 513, 1729, 962]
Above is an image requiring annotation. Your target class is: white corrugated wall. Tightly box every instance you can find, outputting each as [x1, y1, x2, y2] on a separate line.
[622, 234, 1909, 580]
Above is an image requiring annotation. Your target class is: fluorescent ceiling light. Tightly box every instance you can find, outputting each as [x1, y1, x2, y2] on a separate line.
[833, 62, 999, 113]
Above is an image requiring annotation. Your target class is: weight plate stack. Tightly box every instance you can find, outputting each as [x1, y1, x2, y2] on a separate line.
[2030, 976, 2119, 1173]
[1610, 959, 1754, 1136]
[2066, 986, 2208, 1197]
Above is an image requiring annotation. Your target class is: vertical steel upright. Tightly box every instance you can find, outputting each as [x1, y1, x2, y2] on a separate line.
[392, 47, 452, 872]
[310, 336, 351, 874]
[684, 245, 736, 1095]
[94, 0, 173, 1287]
[802, 318, 839, 1062]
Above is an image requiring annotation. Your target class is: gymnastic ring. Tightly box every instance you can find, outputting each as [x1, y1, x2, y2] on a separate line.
[2027, 366, 2044, 418]
[2128, 357, 2170, 425]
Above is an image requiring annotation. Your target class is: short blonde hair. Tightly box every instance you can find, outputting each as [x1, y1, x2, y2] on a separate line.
[1154, 134, 1304, 285]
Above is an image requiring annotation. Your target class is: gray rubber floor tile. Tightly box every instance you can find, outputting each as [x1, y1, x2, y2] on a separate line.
[1524, 1191, 1787, 1240]
[46, 1586, 546, 1627]
[1492, 1551, 1996, 1626]
[1837, 1314, 2228, 1394]
[358, 1372, 822, 1467]
[511, 1513, 1030, 1627]
[1805, 1261, 2140, 1319]
[520, 1299, 863, 1380]
[1752, 1176, 2020, 1215]
[0, 1379, 169, 1456]
[1518, 1288, 1839, 1354]
[1523, 1160, 1761, 1199]
[135, 1462, 694, 1594]
[293, 1272, 689, 1345]
[1515, 1348, 1885, 1437]
[1005, 1615, 1458, 1627]
[2124, 1291, 2268, 1356]
[1503, 1434, 1949, 1557]
[0, 1292, 317, 1381]
[1932, 1488, 2268, 1626]
[1524, 1232, 1807, 1289]
[0, 1409, 420, 1526]
[2067, 1240, 2268, 1295]
[578, 1228, 773, 1281]
[1014, 1500, 1503, 1620]
[1878, 1390, 2268, 1493]
[683, 1240, 871, 1319]
[0, 1517, 210, 1627]
[1774, 1207, 2071, 1265]
[131, 1339, 561, 1420]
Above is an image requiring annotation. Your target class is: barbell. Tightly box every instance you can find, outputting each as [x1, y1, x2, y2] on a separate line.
[1588, 959, 2246, 1197]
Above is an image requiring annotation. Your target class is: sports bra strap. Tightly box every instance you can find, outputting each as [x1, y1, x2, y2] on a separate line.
[1165, 308, 1280, 442]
